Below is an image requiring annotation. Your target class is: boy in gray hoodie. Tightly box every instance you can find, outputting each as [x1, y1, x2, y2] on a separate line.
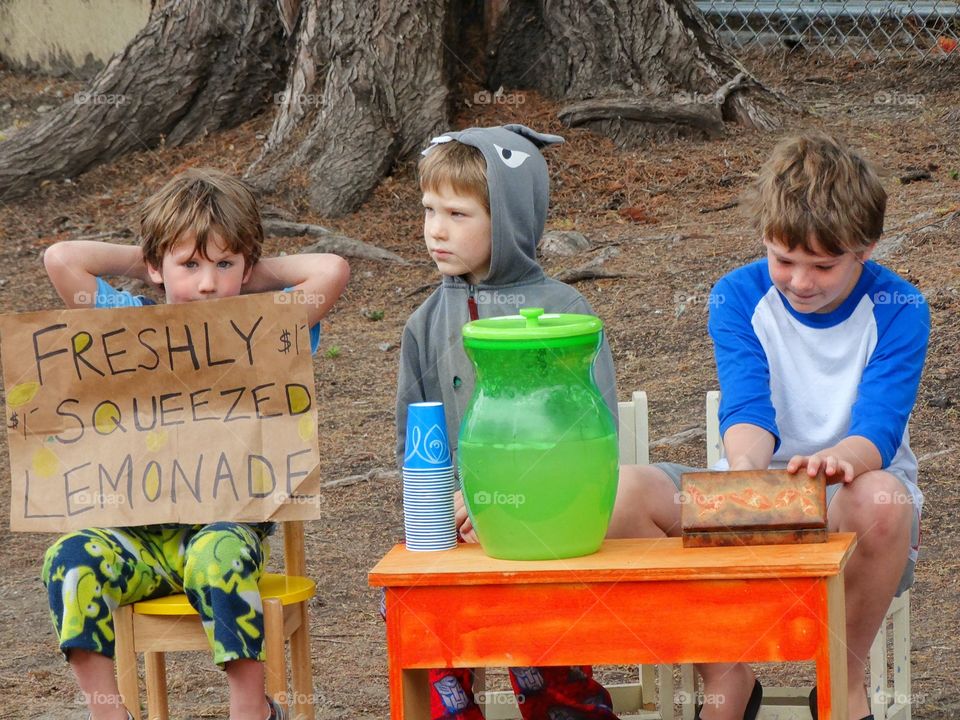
[395, 124, 620, 720]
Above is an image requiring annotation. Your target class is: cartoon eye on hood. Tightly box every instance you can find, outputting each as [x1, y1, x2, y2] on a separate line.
[493, 143, 530, 169]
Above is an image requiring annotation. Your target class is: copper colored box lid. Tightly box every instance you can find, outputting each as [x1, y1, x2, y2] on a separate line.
[681, 469, 831, 546]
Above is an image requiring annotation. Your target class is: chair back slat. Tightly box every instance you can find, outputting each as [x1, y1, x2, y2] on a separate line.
[283, 520, 307, 577]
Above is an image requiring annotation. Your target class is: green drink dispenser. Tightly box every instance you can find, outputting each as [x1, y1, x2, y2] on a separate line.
[459, 308, 619, 560]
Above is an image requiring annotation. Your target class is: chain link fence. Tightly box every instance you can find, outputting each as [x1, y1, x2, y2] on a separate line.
[695, 0, 960, 58]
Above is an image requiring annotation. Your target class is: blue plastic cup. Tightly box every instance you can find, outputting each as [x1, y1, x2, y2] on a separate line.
[403, 402, 452, 469]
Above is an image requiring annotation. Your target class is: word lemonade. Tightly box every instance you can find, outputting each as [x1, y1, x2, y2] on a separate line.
[1, 294, 321, 531]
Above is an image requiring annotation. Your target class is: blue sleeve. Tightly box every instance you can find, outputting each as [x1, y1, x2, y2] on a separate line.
[707, 274, 781, 451]
[93, 277, 145, 308]
[849, 295, 929, 465]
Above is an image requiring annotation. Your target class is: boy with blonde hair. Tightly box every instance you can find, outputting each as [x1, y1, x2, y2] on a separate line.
[41, 167, 350, 720]
[396, 125, 621, 720]
[609, 132, 927, 720]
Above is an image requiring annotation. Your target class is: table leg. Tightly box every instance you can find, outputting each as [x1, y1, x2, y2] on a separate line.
[816, 574, 848, 720]
[387, 663, 430, 720]
[385, 588, 430, 719]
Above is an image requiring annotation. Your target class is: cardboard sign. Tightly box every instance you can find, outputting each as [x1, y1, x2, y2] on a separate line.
[1, 293, 324, 532]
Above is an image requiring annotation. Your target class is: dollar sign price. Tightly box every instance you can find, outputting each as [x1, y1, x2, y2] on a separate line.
[278, 329, 292, 354]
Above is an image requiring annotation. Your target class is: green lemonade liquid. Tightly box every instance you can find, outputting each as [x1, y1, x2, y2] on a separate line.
[459, 433, 619, 560]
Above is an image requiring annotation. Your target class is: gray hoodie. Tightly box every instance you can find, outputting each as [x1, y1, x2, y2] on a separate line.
[396, 124, 618, 465]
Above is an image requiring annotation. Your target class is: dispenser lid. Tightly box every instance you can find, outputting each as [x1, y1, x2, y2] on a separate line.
[462, 307, 603, 343]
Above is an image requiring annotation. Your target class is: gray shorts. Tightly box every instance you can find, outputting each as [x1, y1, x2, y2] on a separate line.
[654, 462, 919, 597]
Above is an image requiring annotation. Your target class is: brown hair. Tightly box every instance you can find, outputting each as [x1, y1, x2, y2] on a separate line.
[418, 141, 490, 212]
[745, 132, 886, 255]
[140, 167, 263, 270]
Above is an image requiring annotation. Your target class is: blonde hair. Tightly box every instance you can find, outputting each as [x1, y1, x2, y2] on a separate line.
[140, 167, 263, 269]
[746, 132, 886, 255]
[418, 141, 490, 212]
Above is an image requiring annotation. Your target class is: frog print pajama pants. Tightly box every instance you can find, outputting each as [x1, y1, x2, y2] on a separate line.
[42, 522, 268, 665]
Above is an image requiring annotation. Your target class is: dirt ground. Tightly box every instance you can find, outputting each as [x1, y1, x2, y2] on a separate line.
[0, 50, 958, 720]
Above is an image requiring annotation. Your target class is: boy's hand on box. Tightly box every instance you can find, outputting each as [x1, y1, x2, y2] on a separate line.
[453, 490, 479, 543]
[787, 453, 855, 484]
[786, 437, 881, 485]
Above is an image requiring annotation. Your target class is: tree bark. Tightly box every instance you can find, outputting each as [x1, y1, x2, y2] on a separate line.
[0, 0, 287, 200]
[0, 0, 787, 213]
[488, 0, 780, 145]
[246, 0, 452, 217]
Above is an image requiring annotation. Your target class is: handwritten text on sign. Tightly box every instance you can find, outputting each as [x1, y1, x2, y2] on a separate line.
[1, 293, 321, 532]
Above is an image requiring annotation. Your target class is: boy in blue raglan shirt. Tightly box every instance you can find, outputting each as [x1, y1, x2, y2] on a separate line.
[396, 125, 621, 720]
[609, 132, 927, 720]
[41, 167, 349, 720]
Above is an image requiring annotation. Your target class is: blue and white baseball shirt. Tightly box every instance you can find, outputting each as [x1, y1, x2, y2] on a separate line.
[707, 258, 929, 509]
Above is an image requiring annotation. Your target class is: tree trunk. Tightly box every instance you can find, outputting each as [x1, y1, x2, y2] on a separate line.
[488, 0, 780, 145]
[246, 0, 453, 216]
[0, 0, 287, 200]
[0, 0, 786, 213]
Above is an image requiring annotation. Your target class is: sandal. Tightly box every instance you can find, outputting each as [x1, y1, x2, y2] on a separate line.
[266, 696, 286, 720]
[695, 679, 762, 720]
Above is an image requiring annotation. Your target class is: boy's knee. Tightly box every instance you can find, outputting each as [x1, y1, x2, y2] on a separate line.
[832, 471, 912, 540]
[42, 529, 119, 587]
[609, 464, 680, 537]
[183, 523, 263, 587]
[618, 464, 676, 496]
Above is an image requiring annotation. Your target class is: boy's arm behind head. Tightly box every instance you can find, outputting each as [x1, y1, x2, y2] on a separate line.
[43, 241, 149, 308]
[243, 253, 350, 328]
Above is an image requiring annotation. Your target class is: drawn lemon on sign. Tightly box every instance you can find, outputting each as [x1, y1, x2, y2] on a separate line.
[93, 401, 123, 435]
[298, 414, 315, 441]
[73, 332, 93, 355]
[250, 461, 273, 495]
[143, 463, 161, 499]
[146, 430, 169, 452]
[6, 381, 40, 409]
[286, 385, 311, 414]
[32, 446, 60, 477]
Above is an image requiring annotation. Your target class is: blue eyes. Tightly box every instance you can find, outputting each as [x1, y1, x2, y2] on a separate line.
[184, 260, 233, 268]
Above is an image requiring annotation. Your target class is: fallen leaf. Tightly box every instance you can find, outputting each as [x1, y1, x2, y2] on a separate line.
[938, 36, 958, 53]
[619, 206, 658, 224]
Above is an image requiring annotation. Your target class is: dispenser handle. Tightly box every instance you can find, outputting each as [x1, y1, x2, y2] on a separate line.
[519, 307, 545, 327]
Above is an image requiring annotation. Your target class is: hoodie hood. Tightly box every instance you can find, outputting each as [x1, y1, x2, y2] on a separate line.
[423, 124, 564, 287]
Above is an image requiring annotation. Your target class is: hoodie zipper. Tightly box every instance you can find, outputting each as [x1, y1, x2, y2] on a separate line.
[467, 284, 479, 321]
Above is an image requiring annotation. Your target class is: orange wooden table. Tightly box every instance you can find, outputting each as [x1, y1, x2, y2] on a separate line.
[370, 533, 856, 720]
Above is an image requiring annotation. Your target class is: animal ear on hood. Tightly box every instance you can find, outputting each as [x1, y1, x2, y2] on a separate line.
[502, 124, 564, 149]
[421, 134, 454, 156]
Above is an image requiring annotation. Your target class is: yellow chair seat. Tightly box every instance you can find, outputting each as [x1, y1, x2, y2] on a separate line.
[132, 573, 316, 616]
[116, 521, 317, 720]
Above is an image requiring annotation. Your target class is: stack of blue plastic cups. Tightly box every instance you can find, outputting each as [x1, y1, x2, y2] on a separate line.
[402, 402, 457, 551]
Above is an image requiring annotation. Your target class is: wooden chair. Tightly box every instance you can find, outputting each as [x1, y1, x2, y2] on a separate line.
[113, 520, 317, 720]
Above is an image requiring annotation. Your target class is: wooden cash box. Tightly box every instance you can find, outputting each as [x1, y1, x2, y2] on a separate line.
[681, 469, 839, 547]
